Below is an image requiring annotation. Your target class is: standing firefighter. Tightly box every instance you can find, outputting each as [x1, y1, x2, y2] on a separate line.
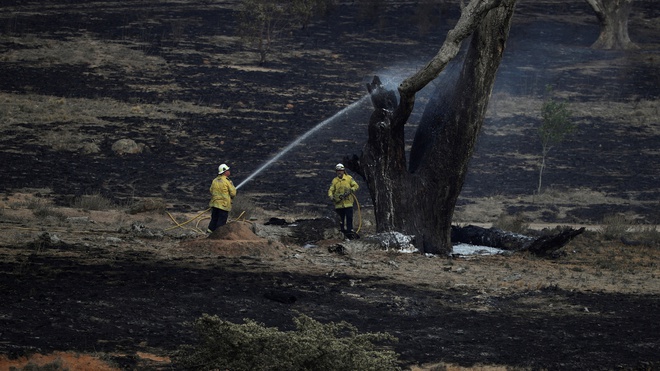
[207, 163, 236, 233]
[328, 163, 359, 238]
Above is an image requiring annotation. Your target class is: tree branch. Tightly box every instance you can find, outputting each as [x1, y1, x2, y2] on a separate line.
[397, 0, 503, 101]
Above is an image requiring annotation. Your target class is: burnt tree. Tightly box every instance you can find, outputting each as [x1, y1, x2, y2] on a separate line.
[345, 0, 517, 255]
[585, 0, 638, 50]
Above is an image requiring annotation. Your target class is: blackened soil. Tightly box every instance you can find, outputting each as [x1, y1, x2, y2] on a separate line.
[0, 1, 659, 370]
[1, 243, 658, 370]
[0, 1, 658, 223]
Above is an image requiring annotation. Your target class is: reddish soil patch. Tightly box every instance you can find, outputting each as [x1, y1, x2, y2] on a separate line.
[0, 352, 122, 371]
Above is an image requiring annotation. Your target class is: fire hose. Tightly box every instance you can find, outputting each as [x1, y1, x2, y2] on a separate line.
[352, 193, 362, 233]
[166, 208, 246, 233]
[332, 192, 362, 234]
[167, 193, 362, 234]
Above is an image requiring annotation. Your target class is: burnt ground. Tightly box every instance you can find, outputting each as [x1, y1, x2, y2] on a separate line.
[0, 0, 659, 370]
[0, 0, 657, 222]
[0, 214, 658, 371]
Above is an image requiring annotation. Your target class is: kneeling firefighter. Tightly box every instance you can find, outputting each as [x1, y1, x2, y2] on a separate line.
[327, 163, 359, 238]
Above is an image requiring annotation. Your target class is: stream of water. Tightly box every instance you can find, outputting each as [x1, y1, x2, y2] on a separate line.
[235, 94, 369, 190]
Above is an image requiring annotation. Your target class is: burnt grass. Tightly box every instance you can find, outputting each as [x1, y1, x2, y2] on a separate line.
[1, 1, 659, 370]
[2, 245, 659, 371]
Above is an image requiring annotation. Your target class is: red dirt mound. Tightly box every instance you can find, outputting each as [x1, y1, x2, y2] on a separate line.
[207, 221, 261, 240]
[178, 221, 288, 258]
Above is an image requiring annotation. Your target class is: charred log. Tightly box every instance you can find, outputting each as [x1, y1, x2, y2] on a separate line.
[525, 227, 586, 256]
[452, 225, 585, 257]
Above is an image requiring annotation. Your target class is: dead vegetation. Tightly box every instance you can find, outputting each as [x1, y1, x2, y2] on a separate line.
[0, 0, 658, 369]
[1, 190, 658, 296]
[0, 190, 659, 370]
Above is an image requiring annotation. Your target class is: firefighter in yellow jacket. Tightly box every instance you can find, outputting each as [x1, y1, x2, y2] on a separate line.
[328, 163, 359, 237]
[207, 163, 236, 232]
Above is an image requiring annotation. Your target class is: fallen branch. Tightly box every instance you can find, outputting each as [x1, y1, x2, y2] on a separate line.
[452, 225, 585, 257]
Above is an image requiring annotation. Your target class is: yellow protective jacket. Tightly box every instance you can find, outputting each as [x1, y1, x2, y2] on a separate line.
[328, 174, 358, 209]
[209, 175, 236, 211]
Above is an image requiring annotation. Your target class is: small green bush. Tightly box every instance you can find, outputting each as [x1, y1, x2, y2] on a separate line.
[174, 313, 401, 371]
[536, 85, 575, 194]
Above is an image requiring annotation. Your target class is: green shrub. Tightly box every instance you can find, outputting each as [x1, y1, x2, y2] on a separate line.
[174, 313, 401, 371]
[536, 85, 575, 194]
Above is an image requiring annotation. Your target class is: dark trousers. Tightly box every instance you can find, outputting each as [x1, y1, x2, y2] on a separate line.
[335, 207, 354, 233]
[208, 207, 229, 232]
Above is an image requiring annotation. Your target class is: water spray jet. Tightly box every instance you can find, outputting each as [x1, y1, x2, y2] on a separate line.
[235, 95, 369, 190]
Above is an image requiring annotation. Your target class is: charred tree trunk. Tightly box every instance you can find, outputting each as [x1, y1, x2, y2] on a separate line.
[585, 0, 638, 50]
[347, 0, 517, 255]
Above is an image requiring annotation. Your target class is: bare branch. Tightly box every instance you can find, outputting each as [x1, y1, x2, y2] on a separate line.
[398, 0, 502, 98]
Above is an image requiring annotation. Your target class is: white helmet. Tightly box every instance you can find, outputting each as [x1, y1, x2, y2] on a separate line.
[218, 164, 230, 174]
[335, 163, 345, 171]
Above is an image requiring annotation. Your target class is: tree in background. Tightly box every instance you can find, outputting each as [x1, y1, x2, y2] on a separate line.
[585, 0, 638, 49]
[537, 86, 575, 194]
[237, 0, 335, 64]
[344, 0, 517, 255]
